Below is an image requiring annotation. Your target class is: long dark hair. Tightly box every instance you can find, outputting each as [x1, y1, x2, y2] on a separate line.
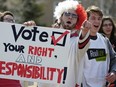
[99, 16, 116, 43]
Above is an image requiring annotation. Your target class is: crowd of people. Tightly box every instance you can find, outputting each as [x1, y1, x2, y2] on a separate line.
[0, 0, 116, 87]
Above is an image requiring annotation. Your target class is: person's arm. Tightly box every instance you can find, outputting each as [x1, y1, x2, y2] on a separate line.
[23, 20, 37, 87]
[106, 39, 116, 83]
[108, 40, 116, 73]
[78, 20, 91, 58]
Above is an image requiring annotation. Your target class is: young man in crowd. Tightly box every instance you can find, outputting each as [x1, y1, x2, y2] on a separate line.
[38, 0, 92, 87]
[78, 5, 116, 87]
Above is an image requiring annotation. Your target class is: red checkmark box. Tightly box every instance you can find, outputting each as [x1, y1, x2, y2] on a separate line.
[51, 31, 69, 46]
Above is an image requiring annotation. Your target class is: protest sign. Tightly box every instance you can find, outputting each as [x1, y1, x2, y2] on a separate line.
[0, 22, 70, 84]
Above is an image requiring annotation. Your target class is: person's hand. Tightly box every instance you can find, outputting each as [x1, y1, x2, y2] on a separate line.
[23, 20, 36, 26]
[81, 20, 92, 38]
[52, 23, 60, 28]
[106, 72, 116, 83]
[112, 44, 115, 49]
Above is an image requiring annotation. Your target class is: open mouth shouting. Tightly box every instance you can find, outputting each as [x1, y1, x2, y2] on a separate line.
[93, 25, 99, 29]
[66, 21, 71, 24]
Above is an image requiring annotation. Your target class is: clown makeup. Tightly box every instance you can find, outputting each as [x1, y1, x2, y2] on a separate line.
[60, 10, 78, 30]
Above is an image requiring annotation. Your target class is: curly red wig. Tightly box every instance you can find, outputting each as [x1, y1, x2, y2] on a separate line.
[54, 1, 87, 30]
[75, 4, 87, 30]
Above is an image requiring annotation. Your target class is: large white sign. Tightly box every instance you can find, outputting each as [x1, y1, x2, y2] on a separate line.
[0, 22, 70, 84]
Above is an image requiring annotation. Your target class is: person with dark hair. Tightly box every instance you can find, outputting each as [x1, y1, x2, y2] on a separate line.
[0, 11, 22, 87]
[78, 5, 116, 87]
[99, 16, 116, 87]
[99, 16, 116, 52]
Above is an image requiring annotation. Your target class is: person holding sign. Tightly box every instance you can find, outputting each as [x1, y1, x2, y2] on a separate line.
[0, 11, 22, 87]
[38, 0, 91, 87]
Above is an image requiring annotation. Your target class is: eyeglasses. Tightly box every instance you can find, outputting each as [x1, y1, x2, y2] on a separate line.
[103, 23, 112, 27]
[64, 12, 78, 18]
[3, 18, 15, 23]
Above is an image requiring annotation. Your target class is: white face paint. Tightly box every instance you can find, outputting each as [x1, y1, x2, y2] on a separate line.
[60, 9, 78, 30]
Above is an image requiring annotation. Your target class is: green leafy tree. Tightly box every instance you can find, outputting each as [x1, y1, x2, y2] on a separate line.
[21, 0, 44, 25]
[0, 0, 7, 11]
[110, 0, 116, 17]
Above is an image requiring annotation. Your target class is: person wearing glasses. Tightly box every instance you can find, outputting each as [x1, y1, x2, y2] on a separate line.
[99, 16, 116, 87]
[38, 0, 92, 87]
[0, 11, 22, 87]
[99, 16, 116, 52]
